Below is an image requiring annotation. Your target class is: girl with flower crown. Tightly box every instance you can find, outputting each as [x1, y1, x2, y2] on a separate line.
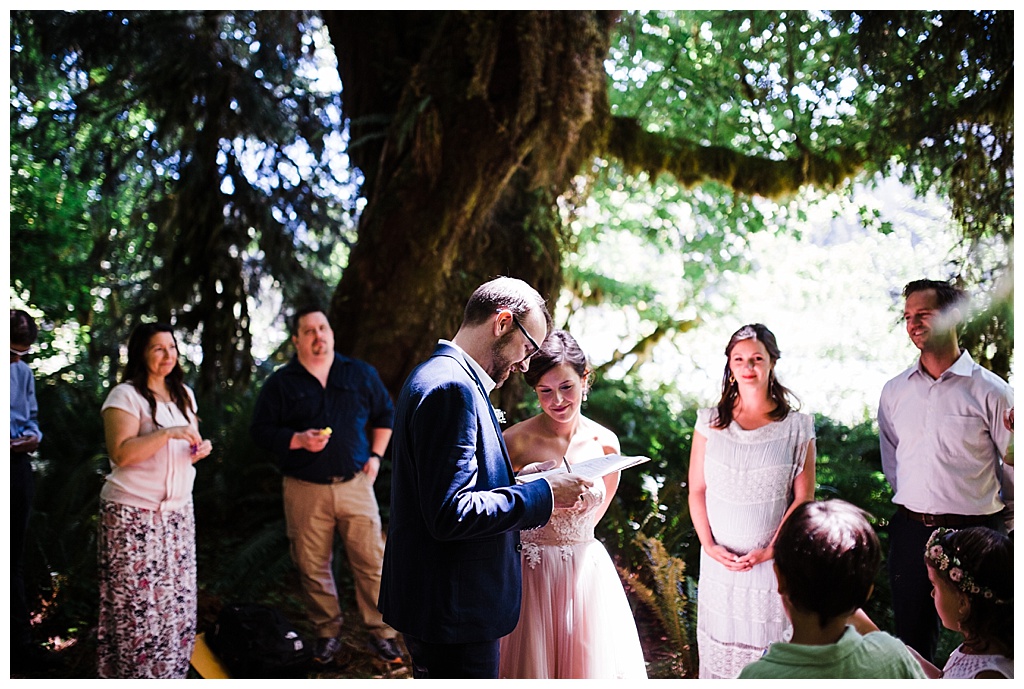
[920, 526, 1013, 679]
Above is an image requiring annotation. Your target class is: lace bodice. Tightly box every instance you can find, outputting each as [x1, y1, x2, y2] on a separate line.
[519, 477, 605, 569]
[697, 408, 814, 554]
[942, 647, 1014, 679]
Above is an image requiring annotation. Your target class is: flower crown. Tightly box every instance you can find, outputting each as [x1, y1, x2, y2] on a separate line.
[925, 528, 1008, 604]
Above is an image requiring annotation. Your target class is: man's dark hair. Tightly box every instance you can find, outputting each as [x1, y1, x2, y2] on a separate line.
[774, 500, 881, 628]
[903, 279, 968, 313]
[11, 309, 38, 347]
[461, 276, 551, 329]
[290, 305, 328, 336]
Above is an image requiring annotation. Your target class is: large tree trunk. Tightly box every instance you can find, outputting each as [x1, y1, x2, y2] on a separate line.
[324, 10, 617, 395]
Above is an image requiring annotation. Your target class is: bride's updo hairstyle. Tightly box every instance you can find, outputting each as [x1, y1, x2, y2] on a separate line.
[523, 329, 590, 392]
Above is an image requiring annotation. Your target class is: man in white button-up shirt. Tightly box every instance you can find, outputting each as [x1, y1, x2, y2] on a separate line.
[877, 279, 1013, 664]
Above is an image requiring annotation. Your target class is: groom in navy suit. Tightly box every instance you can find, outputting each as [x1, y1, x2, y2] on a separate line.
[378, 276, 593, 678]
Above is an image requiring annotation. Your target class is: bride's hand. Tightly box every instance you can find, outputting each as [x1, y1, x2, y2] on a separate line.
[516, 458, 560, 476]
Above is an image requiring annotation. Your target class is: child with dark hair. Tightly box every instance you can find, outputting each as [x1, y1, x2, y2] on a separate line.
[920, 526, 1013, 679]
[739, 500, 925, 678]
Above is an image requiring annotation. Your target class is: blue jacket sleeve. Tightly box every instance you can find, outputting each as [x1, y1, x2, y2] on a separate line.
[411, 378, 551, 541]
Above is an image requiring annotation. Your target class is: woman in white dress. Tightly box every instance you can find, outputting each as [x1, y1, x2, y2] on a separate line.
[688, 323, 816, 678]
[498, 330, 647, 679]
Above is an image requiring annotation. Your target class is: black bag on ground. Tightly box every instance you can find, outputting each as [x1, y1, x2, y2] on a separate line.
[208, 603, 313, 677]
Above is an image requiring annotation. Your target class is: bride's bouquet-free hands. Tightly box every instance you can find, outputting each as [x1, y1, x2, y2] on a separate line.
[515, 454, 651, 483]
[516, 458, 561, 477]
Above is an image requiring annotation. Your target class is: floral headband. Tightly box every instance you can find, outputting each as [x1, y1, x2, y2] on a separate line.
[925, 528, 1008, 604]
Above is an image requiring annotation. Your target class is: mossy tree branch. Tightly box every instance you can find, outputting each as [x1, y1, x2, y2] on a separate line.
[605, 116, 865, 198]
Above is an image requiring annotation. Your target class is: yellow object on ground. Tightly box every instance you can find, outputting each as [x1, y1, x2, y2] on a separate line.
[191, 632, 231, 679]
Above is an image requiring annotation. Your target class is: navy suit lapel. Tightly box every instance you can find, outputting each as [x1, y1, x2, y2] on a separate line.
[464, 360, 512, 462]
[434, 345, 513, 470]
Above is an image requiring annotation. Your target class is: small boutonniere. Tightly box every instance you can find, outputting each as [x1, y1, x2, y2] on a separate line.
[493, 407, 507, 424]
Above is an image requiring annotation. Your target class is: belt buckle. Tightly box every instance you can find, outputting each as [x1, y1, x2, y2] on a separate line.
[921, 513, 940, 527]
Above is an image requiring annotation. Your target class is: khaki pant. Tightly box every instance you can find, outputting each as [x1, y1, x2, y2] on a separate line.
[282, 474, 395, 640]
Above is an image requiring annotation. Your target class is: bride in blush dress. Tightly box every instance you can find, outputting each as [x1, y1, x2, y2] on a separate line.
[688, 323, 816, 678]
[498, 330, 647, 679]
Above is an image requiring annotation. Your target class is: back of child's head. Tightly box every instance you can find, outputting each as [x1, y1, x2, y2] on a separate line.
[924, 526, 1013, 658]
[774, 499, 880, 627]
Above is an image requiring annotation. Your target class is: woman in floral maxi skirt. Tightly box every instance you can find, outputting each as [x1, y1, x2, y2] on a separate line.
[97, 323, 212, 678]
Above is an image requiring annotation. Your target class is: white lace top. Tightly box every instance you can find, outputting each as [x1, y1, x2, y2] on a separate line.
[100, 383, 199, 512]
[696, 408, 814, 554]
[942, 646, 1014, 679]
[520, 475, 605, 569]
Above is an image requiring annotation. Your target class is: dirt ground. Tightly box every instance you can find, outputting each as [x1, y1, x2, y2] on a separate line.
[12, 581, 688, 679]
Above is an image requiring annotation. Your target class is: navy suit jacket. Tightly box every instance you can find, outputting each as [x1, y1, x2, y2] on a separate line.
[378, 343, 553, 643]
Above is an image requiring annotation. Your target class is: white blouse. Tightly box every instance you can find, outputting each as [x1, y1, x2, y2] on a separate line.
[100, 382, 198, 512]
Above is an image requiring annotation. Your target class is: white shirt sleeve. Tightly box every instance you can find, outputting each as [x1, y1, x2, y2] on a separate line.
[877, 388, 898, 492]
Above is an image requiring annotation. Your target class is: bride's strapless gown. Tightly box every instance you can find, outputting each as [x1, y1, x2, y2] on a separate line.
[498, 477, 648, 678]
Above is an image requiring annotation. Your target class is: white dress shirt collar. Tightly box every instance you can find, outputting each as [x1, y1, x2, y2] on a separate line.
[439, 339, 496, 395]
[909, 348, 975, 382]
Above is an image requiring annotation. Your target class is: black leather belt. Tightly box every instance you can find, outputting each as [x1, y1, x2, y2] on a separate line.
[292, 473, 357, 485]
[898, 505, 992, 528]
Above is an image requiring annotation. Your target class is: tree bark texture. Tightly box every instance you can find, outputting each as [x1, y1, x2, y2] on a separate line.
[324, 10, 617, 394]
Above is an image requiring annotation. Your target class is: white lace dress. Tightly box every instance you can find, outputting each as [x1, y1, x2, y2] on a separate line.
[498, 477, 648, 678]
[695, 408, 815, 679]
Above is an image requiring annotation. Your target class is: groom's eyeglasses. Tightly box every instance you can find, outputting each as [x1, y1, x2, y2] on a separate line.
[512, 316, 541, 360]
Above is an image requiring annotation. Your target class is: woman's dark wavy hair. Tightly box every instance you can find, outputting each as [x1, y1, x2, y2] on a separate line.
[523, 329, 590, 390]
[712, 323, 797, 429]
[926, 527, 1013, 658]
[122, 322, 194, 426]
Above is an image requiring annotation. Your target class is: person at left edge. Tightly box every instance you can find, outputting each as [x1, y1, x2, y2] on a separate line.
[250, 307, 402, 666]
[10, 309, 61, 673]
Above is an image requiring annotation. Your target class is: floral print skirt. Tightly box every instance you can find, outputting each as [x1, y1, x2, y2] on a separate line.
[97, 499, 197, 678]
